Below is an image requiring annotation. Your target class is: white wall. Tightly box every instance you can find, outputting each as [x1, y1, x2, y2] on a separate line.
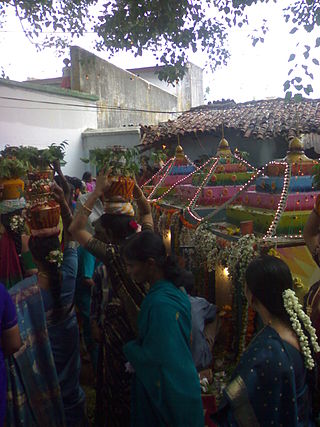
[71, 46, 178, 129]
[82, 127, 141, 175]
[128, 62, 204, 111]
[0, 82, 98, 178]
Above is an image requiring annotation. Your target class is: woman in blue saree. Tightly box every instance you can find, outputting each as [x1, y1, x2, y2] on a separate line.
[213, 255, 318, 427]
[10, 183, 86, 427]
[6, 276, 66, 427]
[123, 231, 204, 427]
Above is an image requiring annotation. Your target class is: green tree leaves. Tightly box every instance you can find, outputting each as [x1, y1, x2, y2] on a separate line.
[1, 0, 319, 92]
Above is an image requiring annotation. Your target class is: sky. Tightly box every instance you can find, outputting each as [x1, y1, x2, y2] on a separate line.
[0, 1, 319, 103]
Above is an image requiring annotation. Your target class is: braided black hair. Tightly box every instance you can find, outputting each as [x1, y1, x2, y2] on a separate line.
[28, 236, 62, 315]
[99, 213, 137, 241]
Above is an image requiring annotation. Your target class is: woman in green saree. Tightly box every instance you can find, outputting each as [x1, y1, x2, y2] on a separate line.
[69, 172, 153, 427]
[123, 231, 204, 427]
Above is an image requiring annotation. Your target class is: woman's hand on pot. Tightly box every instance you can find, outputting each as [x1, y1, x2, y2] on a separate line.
[51, 182, 66, 204]
[94, 169, 112, 196]
[50, 159, 62, 174]
[133, 177, 144, 200]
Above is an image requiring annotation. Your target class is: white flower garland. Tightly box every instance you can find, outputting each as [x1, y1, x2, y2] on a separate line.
[283, 289, 320, 370]
[31, 178, 51, 191]
[194, 224, 217, 268]
[45, 250, 63, 268]
[9, 215, 25, 234]
[207, 247, 219, 272]
[227, 234, 259, 288]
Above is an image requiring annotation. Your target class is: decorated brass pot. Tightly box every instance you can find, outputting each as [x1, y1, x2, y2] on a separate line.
[0, 178, 24, 200]
[27, 200, 60, 230]
[104, 176, 135, 201]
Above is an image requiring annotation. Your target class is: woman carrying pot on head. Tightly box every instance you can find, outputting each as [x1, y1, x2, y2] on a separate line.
[68, 171, 153, 427]
[8, 183, 86, 427]
[212, 255, 318, 427]
[122, 230, 204, 427]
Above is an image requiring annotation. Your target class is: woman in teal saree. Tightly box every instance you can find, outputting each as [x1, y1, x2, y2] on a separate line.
[213, 256, 318, 427]
[123, 231, 204, 427]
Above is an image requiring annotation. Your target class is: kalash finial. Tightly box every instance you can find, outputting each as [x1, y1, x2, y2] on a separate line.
[175, 144, 187, 165]
[216, 137, 232, 158]
[175, 144, 184, 158]
[285, 136, 312, 163]
[175, 135, 188, 165]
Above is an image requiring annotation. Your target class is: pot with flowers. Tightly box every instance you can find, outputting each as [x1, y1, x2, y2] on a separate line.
[15, 143, 67, 236]
[0, 154, 28, 200]
[16, 141, 68, 182]
[81, 146, 139, 201]
[26, 199, 61, 236]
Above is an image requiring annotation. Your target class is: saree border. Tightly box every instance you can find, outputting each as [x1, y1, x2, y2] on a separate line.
[225, 375, 260, 427]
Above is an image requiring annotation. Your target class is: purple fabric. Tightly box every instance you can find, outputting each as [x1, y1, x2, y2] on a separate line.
[0, 282, 18, 425]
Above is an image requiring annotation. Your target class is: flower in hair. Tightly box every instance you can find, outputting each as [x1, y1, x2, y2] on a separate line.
[45, 250, 63, 268]
[129, 220, 139, 231]
[283, 288, 320, 370]
[9, 215, 25, 234]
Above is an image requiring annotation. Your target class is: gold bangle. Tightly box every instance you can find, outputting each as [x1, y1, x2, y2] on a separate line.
[81, 204, 92, 216]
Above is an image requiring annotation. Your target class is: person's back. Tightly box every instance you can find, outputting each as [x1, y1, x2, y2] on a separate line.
[75, 245, 99, 371]
[218, 326, 313, 426]
[180, 270, 219, 371]
[123, 231, 204, 427]
[213, 256, 318, 427]
[40, 245, 85, 427]
[6, 277, 66, 426]
[189, 295, 217, 370]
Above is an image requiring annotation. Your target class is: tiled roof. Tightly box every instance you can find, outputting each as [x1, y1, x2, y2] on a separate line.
[140, 98, 320, 145]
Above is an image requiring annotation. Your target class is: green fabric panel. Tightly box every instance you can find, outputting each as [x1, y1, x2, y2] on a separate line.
[124, 280, 204, 427]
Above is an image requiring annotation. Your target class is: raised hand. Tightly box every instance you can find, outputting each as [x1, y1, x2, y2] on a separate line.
[95, 168, 113, 196]
[50, 159, 62, 174]
[50, 181, 66, 205]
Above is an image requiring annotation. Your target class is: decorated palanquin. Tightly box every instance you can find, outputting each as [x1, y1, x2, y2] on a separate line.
[144, 138, 256, 222]
[148, 137, 320, 406]
[226, 137, 320, 238]
[176, 138, 255, 212]
[142, 144, 197, 203]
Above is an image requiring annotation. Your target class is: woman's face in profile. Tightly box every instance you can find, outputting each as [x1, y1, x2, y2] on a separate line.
[124, 258, 148, 284]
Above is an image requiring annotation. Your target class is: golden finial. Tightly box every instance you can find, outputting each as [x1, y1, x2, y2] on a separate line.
[285, 136, 312, 163]
[175, 136, 187, 164]
[217, 137, 232, 157]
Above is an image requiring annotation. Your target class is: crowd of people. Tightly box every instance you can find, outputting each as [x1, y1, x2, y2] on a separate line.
[0, 163, 320, 427]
